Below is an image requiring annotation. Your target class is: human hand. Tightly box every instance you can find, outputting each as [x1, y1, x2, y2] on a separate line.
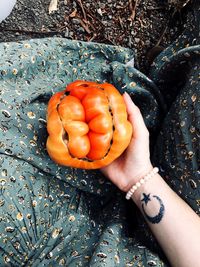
[101, 92, 153, 192]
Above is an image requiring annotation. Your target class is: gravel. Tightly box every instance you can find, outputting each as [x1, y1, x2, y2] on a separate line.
[0, 0, 190, 72]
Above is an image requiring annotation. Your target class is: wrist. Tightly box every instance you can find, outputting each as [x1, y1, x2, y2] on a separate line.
[131, 172, 162, 205]
[125, 166, 159, 201]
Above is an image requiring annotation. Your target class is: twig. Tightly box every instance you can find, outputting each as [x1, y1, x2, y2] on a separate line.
[83, 19, 96, 31]
[115, 3, 130, 9]
[168, 0, 191, 10]
[75, 4, 105, 27]
[128, 0, 140, 22]
[118, 17, 124, 30]
[79, 19, 91, 34]
[76, 0, 87, 21]
[155, 10, 175, 46]
[147, 6, 167, 10]
[87, 12, 105, 27]
[88, 33, 97, 42]
[155, 25, 168, 47]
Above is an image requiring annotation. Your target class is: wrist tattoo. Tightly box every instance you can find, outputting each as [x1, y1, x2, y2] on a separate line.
[141, 193, 165, 224]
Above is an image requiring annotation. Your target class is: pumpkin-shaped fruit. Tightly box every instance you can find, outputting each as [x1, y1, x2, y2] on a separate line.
[46, 80, 132, 169]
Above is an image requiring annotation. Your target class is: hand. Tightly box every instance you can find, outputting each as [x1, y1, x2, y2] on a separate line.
[101, 92, 153, 192]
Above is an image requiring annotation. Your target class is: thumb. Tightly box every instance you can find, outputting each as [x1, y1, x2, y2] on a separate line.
[123, 92, 149, 139]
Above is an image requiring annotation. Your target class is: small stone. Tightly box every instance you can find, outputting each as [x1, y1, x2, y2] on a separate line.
[97, 8, 103, 16]
[77, 27, 85, 33]
[145, 40, 151, 46]
[72, 18, 80, 25]
[134, 38, 140, 43]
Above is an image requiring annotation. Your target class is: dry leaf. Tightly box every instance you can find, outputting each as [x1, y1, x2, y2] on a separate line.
[49, 0, 58, 14]
[69, 9, 77, 18]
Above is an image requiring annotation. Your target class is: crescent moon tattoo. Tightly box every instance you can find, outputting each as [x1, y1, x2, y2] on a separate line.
[141, 193, 165, 224]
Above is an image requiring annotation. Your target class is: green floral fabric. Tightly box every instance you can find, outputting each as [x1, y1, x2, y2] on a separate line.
[0, 1, 199, 266]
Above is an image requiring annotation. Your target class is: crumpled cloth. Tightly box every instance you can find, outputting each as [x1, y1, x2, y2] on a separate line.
[0, 1, 199, 266]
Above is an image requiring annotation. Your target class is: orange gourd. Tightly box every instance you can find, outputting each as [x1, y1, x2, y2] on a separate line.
[46, 80, 132, 169]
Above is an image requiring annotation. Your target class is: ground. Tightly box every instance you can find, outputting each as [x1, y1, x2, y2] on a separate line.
[0, 0, 190, 72]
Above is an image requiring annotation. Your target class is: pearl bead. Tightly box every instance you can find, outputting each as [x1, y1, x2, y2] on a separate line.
[133, 185, 137, 191]
[140, 178, 145, 184]
[136, 182, 141, 188]
[125, 167, 159, 200]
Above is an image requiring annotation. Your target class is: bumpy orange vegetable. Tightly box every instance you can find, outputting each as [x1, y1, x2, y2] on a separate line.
[46, 80, 132, 169]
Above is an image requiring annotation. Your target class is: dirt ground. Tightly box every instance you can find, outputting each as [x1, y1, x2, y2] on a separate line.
[0, 0, 190, 72]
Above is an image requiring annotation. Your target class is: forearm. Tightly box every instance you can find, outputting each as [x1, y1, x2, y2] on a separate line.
[132, 173, 200, 267]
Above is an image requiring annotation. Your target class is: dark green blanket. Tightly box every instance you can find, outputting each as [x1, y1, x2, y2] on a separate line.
[0, 1, 199, 266]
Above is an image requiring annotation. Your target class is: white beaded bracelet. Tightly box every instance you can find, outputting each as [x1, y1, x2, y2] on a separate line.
[125, 167, 159, 200]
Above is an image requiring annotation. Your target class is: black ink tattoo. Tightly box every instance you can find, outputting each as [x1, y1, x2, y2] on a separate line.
[141, 193, 165, 224]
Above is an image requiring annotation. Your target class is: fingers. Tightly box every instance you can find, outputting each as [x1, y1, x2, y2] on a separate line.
[123, 92, 149, 138]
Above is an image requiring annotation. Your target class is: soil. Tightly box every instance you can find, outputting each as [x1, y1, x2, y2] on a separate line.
[0, 0, 190, 72]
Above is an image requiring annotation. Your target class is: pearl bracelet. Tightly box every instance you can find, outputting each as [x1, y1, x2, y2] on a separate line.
[125, 167, 159, 200]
